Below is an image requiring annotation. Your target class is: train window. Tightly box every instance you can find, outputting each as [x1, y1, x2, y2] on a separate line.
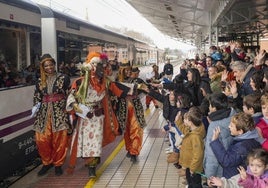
[0, 28, 41, 90]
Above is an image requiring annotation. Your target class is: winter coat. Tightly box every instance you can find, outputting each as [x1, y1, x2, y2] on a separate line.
[210, 129, 261, 178]
[238, 170, 268, 188]
[176, 116, 206, 173]
[220, 174, 241, 188]
[148, 89, 188, 122]
[238, 64, 255, 97]
[204, 107, 236, 178]
[256, 118, 268, 140]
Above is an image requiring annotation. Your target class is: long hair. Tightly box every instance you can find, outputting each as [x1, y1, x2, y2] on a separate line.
[187, 68, 201, 86]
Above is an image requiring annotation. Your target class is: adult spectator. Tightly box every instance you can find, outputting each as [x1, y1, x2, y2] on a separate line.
[163, 59, 173, 81]
[230, 61, 255, 97]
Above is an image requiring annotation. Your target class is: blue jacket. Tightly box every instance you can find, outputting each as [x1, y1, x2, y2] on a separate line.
[204, 108, 236, 178]
[239, 65, 255, 97]
[210, 129, 261, 179]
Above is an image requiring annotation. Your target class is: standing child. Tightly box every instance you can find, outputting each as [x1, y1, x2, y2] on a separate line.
[175, 106, 206, 188]
[210, 112, 261, 179]
[242, 93, 263, 125]
[209, 148, 268, 188]
[238, 148, 268, 188]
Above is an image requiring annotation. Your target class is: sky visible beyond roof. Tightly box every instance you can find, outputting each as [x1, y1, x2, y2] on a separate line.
[32, 0, 196, 51]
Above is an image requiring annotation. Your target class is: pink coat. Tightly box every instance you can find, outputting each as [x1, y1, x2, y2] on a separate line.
[238, 173, 268, 188]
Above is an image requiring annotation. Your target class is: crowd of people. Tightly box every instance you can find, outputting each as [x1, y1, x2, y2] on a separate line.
[139, 40, 268, 188]
[30, 39, 268, 188]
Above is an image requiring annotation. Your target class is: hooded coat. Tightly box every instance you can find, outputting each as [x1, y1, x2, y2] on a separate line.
[210, 129, 261, 178]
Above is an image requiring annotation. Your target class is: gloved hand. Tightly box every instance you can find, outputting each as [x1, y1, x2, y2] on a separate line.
[30, 102, 41, 118]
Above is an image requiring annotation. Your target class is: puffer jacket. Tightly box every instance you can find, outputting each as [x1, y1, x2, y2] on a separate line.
[210, 129, 261, 178]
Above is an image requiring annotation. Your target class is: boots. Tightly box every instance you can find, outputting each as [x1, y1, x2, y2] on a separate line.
[37, 164, 53, 176]
[55, 166, 63, 176]
[167, 152, 179, 163]
[130, 155, 137, 163]
[88, 166, 96, 178]
[126, 151, 131, 158]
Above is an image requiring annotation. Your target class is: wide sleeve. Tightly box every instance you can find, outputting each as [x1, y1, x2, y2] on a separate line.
[66, 77, 81, 112]
[33, 79, 42, 106]
[110, 82, 131, 98]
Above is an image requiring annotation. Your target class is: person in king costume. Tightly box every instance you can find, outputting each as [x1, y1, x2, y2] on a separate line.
[66, 52, 132, 178]
[33, 54, 70, 176]
[117, 63, 147, 163]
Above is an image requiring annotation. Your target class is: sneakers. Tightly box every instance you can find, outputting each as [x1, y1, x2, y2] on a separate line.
[167, 152, 179, 163]
[165, 149, 173, 154]
[55, 166, 63, 176]
[165, 147, 172, 151]
[37, 164, 53, 176]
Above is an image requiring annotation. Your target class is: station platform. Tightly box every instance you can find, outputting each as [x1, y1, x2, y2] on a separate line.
[9, 96, 187, 188]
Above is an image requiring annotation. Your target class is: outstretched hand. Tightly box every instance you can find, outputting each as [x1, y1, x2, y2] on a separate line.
[212, 126, 221, 141]
[237, 166, 247, 180]
[209, 176, 223, 187]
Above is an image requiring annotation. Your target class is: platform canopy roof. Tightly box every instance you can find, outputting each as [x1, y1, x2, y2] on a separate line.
[126, 0, 268, 47]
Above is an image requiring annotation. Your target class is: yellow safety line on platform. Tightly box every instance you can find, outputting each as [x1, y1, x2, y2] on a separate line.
[85, 139, 125, 188]
[85, 108, 151, 188]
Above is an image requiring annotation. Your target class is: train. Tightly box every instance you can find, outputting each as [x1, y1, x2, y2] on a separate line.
[0, 0, 163, 186]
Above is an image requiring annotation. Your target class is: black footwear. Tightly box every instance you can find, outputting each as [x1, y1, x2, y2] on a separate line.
[55, 166, 63, 176]
[37, 164, 53, 176]
[126, 152, 131, 158]
[88, 166, 96, 178]
[130, 155, 137, 163]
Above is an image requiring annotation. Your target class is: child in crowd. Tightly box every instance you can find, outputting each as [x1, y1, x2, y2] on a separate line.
[209, 148, 268, 188]
[143, 78, 192, 164]
[242, 93, 263, 124]
[204, 92, 236, 186]
[238, 148, 268, 188]
[175, 106, 206, 188]
[162, 92, 192, 163]
[256, 93, 268, 151]
[210, 112, 261, 179]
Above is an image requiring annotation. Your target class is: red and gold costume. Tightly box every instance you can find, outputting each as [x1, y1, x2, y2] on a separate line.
[33, 54, 70, 175]
[66, 52, 130, 177]
[117, 65, 147, 161]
